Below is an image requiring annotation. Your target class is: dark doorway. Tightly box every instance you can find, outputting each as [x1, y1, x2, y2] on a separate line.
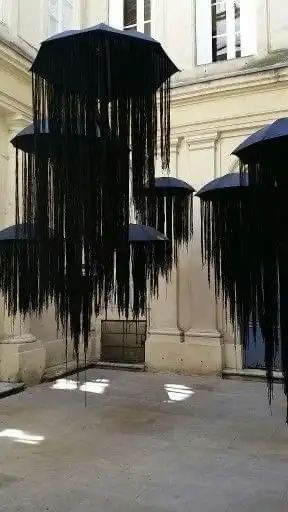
[101, 320, 146, 364]
[244, 323, 281, 370]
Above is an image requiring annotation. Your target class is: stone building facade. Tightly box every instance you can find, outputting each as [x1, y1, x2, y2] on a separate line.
[0, 0, 287, 382]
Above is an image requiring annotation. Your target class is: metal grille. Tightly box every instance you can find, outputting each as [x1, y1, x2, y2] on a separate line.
[101, 320, 146, 364]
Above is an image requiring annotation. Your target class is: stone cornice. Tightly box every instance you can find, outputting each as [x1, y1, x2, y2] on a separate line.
[171, 66, 288, 108]
[0, 40, 33, 117]
[0, 39, 32, 80]
[0, 90, 31, 118]
[171, 107, 288, 140]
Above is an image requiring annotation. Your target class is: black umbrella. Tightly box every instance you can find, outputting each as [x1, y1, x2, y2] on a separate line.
[0, 223, 59, 318]
[128, 223, 168, 242]
[31, 23, 178, 197]
[10, 121, 131, 350]
[11, 121, 127, 242]
[118, 224, 171, 319]
[197, 173, 284, 418]
[32, 24, 178, 97]
[11, 122, 104, 154]
[0, 223, 40, 240]
[147, 177, 195, 195]
[197, 172, 248, 198]
[233, 122, 288, 420]
[140, 176, 194, 260]
[232, 118, 288, 186]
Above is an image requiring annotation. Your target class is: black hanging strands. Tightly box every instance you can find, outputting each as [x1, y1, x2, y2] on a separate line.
[0, 224, 58, 318]
[11, 124, 132, 357]
[9, 24, 178, 365]
[197, 173, 288, 420]
[139, 176, 194, 263]
[31, 25, 178, 209]
[232, 120, 288, 420]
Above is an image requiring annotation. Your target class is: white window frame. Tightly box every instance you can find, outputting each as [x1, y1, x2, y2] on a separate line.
[48, 0, 75, 35]
[0, 0, 7, 25]
[196, 0, 256, 66]
[110, 0, 152, 35]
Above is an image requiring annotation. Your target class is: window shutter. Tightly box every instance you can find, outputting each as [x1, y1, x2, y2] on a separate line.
[196, 0, 212, 65]
[240, 0, 257, 57]
[109, 0, 124, 29]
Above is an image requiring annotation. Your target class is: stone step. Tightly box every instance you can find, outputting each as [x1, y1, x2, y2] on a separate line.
[0, 382, 25, 398]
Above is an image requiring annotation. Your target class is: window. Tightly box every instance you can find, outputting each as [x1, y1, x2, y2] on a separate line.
[196, 0, 256, 65]
[110, 0, 152, 35]
[0, 0, 7, 25]
[48, 0, 74, 36]
[211, 0, 240, 61]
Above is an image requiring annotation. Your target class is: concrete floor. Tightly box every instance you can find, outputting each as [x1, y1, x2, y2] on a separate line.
[0, 370, 287, 511]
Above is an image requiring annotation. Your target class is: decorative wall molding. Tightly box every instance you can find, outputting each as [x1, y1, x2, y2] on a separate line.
[0, 91, 31, 119]
[6, 112, 30, 133]
[0, 40, 33, 76]
[186, 131, 219, 152]
[170, 136, 181, 154]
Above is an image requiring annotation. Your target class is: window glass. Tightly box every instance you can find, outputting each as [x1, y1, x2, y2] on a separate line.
[124, 0, 137, 29]
[211, 1, 227, 61]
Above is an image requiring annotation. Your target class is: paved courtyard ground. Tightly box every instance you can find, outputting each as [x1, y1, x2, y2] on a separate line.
[0, 369, 287, 511]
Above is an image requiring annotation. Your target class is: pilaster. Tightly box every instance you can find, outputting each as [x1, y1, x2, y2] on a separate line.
[0, 114, 45, 385]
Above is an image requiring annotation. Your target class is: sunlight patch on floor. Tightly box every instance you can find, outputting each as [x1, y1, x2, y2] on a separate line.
[79, 379, 109, 394]
[52, 379, 78, 390]
[0, 429, 45, 445]
[164, 383, 194, 403]
[51, 378, 110, 395]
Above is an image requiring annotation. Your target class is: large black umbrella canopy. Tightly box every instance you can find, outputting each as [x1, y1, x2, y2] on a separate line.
[196, 172, 248, 199]
[197, 172, 286, 418]
[31, 24, 178, 97]
[233, 118, 288, 163]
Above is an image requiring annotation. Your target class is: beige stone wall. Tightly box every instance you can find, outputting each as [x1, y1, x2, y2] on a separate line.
[0, 0, 287, 382]
[147, 66, 288, 374]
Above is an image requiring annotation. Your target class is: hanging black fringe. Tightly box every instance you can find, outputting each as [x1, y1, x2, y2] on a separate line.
[7, 25, 178, 362]
[199, 185, 288, 419]
[12, 140, 174, 363]
[138, 179, 194, 263]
